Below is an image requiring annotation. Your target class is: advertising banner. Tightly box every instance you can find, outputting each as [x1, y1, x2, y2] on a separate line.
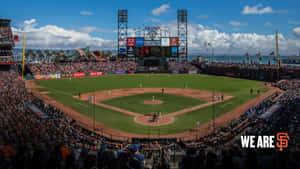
[43, 75, 51, 79]
[128, 70, 135, 74]
[34, 75, 43, 80]
[61, 73, 73, 78]
[161, 38, 170, 46]
[144, 41, 161, 46]
[90, 72, 103, 77]
[135, 38, 144, 46]
[119, 48, 126, 54]
[171, 47, 178, 57]
[127, 37, 136, 46]
[127, 46, 135, 57]
[169, 37, 179, 46]
[50, 74, 56, 79]
[115, 71, 126, 74]
[55, 74, 61, 79]
[74, 72, 85, 78]
[188, 70, 198, 74]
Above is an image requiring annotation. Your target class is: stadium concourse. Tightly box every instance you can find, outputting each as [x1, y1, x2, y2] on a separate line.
[0, 60, 300, 169]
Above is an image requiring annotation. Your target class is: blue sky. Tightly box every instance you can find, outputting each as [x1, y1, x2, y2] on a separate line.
[1, 0, 300, 55]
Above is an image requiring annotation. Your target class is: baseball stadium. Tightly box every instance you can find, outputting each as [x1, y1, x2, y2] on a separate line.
[1, 3, 300, 169]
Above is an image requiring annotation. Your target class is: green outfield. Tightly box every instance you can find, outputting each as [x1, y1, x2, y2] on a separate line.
[35, 74, 267, 135]
[102, 93, 206, 115]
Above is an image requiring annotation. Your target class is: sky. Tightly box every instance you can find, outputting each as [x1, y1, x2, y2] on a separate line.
[1, 0, 300, 55]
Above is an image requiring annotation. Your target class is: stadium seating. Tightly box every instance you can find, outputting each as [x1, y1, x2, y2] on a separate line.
[1, 64, 300, 169]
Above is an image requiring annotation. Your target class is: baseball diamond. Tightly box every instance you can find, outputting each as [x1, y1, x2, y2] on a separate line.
[25, 74, 274, 140]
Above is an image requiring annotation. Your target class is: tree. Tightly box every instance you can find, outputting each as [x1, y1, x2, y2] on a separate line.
[59, 49, 65, 55]
[107, 51, 112, 57]
[25, 49, 32, 58]
[44, 49, 51, 62]
[36, 50, 44, 61]
[31, 50, 36, 62]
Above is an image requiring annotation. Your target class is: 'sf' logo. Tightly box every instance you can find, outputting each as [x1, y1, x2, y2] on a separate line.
[276, 133, 289, 151]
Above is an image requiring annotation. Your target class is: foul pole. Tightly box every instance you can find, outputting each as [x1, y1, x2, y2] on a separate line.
[21, 32, 26, 80]
[276, 30, 280, 81]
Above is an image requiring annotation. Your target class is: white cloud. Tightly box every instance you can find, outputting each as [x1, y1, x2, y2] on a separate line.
[242, 4, 286, 15]
[152, 4, 170, 16]
[13, 19, 300, 55]
[24, 19, 36, 25]
[229, 21, 248, 26]
[293, 27, 300, 37]
[78, 26, 110, 33]
[161, 23, 299, 55]
[264, 22, 273, 27]
[80, 11, 93, 15]
[13, 19, 113, 50]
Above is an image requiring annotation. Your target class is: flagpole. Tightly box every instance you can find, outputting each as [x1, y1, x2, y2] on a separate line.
[21, 32, 26, 81]
[276, 30, 280, 81]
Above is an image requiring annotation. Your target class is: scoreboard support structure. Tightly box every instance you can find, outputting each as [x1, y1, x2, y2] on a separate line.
[178, 9, 188, 60]
[117, 10, 128, 57]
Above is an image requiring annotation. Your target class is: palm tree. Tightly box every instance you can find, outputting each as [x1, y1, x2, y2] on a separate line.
[59, 49, 65, 55]
[44, 49, 51, 62]
[25, 49, 32, 60]
[31, 51, 37, 62]
[36, 50, 44, 62]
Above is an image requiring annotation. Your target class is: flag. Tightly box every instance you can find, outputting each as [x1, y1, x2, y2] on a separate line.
[269, 51, 275, 56]
[13, 35, 20, 42]
[256, 52, 260, 56]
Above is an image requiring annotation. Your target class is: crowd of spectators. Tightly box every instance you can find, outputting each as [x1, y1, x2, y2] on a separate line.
[1, 67, 300, 169]
[196, 61, 300, 80]
[27, 60, 201, 75]
[178, 79, 300, 169]
[168, 61, 198, 72]
[27, 61, 137, 75]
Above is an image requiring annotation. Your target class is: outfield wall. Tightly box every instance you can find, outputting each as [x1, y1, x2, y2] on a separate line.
[24, 70, 201, 80]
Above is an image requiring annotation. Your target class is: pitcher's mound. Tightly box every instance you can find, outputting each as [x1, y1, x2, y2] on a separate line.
[144, 100, 164, 104]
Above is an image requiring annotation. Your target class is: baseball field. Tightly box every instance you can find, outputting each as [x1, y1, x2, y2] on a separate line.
[31, 74, 269, 137]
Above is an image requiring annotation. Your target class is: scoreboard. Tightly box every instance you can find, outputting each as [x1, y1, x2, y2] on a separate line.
[125, 37, 179, 57]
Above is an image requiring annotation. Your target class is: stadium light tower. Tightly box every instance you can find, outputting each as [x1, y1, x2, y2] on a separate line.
[178, 9, 188, 61]
[117, 9, 128, 57]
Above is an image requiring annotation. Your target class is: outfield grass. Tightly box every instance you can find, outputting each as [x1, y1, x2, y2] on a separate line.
[102, 93, 206, 115]
[35, 74, 267, 135]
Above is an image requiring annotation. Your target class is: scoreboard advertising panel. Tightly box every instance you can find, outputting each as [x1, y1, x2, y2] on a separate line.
[161, 38, 170, 47]
[169, 37, 179, 46]
[127, 38, 136, 46]
[135, 38, 144, 46]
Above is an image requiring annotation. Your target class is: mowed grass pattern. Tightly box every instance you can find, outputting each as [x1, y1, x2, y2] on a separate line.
[102, 93, 206, 115]
[35, 74, 267, 135]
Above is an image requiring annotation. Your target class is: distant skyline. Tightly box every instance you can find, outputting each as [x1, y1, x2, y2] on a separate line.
[1, 0, 300, 55]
